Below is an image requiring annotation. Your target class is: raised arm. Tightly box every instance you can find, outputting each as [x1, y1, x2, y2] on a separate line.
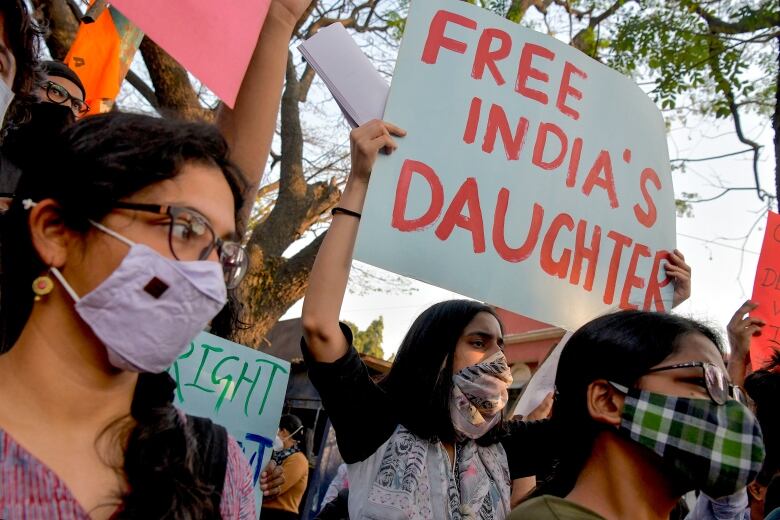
[216, 0, 311, 218]
[301, 120, 405, 362]
[727, 300, 764, 387]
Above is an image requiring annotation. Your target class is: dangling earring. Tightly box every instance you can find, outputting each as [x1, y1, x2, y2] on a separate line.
[32, 274, 55, 301]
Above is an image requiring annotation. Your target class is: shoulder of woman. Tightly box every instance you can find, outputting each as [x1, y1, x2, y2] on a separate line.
[225, 434, 252, 481]
[509, 496, 606, 520]
[286, 451, 309, 466]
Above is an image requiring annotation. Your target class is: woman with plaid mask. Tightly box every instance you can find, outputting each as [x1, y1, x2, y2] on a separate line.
[510, 310, 765, 520]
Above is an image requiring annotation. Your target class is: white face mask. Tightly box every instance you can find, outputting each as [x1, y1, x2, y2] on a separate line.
[273, 424, 304, 452]
[0, 80, 15, 123]
[49, 220, 228, 373]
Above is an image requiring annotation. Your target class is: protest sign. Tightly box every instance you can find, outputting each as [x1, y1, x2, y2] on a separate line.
[750, 211, 780, 370]
[514, 332, 571, 417]
[170, 331, 290, 511]
[109, 0, 271, 107]
[354, 0, 676, 331]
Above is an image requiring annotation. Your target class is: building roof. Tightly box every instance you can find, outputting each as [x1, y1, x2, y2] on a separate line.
[494, 308, 565, 365]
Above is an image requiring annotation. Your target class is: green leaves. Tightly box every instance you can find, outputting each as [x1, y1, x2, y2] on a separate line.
[606, 0, 777, 121]
[344, 317, 385, 359]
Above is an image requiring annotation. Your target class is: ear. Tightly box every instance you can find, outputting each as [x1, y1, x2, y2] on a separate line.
[28, 199, 73, 269]
[586, 379, 624, 427]
[747, 480, 765, 501]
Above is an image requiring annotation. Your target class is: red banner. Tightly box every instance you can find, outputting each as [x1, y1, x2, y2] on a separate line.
[750, 210, 780, 370]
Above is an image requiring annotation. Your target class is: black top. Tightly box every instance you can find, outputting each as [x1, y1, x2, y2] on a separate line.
[0, 152, 22, 196]
[301, 324, 552, 479]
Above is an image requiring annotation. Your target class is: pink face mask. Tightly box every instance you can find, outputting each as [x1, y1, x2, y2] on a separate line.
[450, 350, 513, 440]
[50, 221, 227, 373]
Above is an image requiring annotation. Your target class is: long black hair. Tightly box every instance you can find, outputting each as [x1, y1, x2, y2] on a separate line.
[744, 349, 780, 484]
[1, 0, 42, 128]
[378, 299, 504, 444]
[0, 112, 247, 518]
[532, 310, 721, 499]
[279, 414, 307, 455]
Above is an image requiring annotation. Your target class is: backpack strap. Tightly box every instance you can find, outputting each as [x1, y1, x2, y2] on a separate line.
[188, 414, 229, 511]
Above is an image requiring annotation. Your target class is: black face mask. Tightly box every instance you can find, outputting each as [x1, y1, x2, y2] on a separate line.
[2, 102, 75, 167]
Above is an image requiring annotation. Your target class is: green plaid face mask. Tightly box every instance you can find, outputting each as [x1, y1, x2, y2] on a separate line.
[616, 386, 765, 498]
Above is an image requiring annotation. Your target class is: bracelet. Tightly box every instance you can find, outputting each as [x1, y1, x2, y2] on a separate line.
[331, 207, 362, 219]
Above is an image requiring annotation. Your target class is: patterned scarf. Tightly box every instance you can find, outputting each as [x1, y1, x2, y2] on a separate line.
[272, 445, 301, 466]
[450, 351, 513, 440]
[365, 425, 511, 519]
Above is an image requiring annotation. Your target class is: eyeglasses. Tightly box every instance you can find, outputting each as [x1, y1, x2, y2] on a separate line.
[645, 361, 747, 405]
[113, 202, 249, 289]
[38, 80, 89, 116]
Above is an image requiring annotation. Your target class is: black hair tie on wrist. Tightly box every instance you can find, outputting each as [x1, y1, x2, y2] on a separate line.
[331, 207, 362, 219]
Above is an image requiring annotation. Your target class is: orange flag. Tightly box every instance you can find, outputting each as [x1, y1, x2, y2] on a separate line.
[65, 5, 143, 114]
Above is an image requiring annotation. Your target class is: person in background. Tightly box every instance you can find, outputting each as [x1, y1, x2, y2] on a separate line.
[510, 310, 765, 520]
[0, 0, 39, 128]
[320, 463, 348, 509]
[765, 474, 780, 520]
[0, 0, 40, 205]
[680, 301, 780, 520]
[36, 60, 89, 118]
[262, 414, 309, 520]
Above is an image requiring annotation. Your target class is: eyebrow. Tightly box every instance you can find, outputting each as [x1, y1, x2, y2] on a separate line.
[464, 331, 505, 346]
[221, 230, 241, 242]
[164, 203, 239, 242]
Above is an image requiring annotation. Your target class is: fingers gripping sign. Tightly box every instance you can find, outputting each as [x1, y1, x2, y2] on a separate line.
[260, 459, 286, 497]
[664, 249, 692, 308]
[350, 119, 407, 184]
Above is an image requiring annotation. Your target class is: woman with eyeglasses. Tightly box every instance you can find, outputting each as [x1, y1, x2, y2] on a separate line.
[0, 112, 255, 519]
[509, 310, 765, 520]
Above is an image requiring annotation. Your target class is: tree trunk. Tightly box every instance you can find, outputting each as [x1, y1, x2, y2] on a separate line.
[139, 37, 212, 122]
[31, 0, 79, 57]
[224, 55, 341, 346]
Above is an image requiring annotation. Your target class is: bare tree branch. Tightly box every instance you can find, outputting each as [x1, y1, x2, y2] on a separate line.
[670, 148, 756, 163]
[706, 31, 769, 204]
[685, 186, 773, 203]
[124, 70, 160, 111]
[692, 3, 780, 35]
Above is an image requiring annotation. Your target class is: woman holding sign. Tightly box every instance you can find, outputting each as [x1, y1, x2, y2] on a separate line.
[301, 120, 560, 519]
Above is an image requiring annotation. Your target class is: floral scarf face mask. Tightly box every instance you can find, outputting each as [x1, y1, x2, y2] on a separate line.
[450, 350, 513, 440]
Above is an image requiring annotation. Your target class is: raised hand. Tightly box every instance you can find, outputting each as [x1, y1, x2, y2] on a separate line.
[349, 119, 406, 186]
[726, 300, 764, 386]
[665, 249, 692, 308]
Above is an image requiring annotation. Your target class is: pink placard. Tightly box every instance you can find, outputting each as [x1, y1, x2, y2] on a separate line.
[110, 0, 271, 107]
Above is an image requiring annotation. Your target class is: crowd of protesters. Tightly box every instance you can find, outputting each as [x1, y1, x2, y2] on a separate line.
[0, 0, 775, 519]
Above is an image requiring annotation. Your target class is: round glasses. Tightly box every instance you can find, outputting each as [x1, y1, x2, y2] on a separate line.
[646, 361, 747, 405]
[38, 80, 89, 116]
[113, 202, 249, 289]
